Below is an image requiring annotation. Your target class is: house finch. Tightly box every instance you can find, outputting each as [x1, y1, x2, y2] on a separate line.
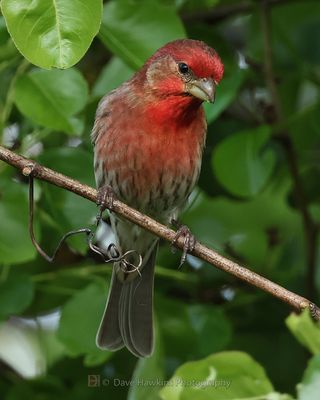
[92, 39, 223, 357]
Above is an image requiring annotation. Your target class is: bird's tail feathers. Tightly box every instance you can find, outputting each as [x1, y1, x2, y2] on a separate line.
[96, 242, 158, 357]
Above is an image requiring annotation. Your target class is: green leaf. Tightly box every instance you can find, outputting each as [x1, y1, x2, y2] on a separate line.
[156, 296, 232, 359]
[1, 0, 102, 69]
[298, 354, 320, 400]
[286, 310, 320, 355]
[205, 68, 245, 124]
[187, 305, 232, 357]
[92, 57, 134, 98]
[212, 126, 275, 197]
[159, 351, 275, 400]
[99, 0, 186, 70]
[14, 68, 88, 134]
[0, 182, 37, 264]
[183, 183, 300, 268]
[270, 395, 295, 400]
[0, 273, 34, 321]
[57, 280, 112, 364]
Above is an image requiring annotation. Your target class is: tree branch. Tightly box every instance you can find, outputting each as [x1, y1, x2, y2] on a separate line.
[1, 145, 319, 319]
[260, 1, 318, 301]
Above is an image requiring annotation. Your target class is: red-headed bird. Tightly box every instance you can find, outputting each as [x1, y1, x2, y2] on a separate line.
[92, 39, 224, 357]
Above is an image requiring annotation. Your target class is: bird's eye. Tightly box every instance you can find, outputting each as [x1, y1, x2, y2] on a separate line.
[178, 62, 189, 74]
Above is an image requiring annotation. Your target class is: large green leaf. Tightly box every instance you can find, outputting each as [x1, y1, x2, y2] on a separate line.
[99, 0, 186, 70]
[57, 280, 111, 365]
[298, 354, 320, 400]
[212, 126, 275, 197]
[14, 68, 88, 134]
[286, 310, 320, 355]
[1, 0, 102, 69]
[159, 351, 277, 400]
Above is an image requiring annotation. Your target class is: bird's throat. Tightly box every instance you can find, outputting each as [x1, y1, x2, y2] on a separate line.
[144, 95, 203, 131]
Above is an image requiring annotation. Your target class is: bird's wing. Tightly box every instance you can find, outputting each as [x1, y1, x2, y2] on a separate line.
[91, 92, 115, 145]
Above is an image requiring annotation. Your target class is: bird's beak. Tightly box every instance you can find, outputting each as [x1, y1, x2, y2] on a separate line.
[186, 78, 215, 103]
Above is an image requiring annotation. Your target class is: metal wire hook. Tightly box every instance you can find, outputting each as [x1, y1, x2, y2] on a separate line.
[119, 249, 143, 277]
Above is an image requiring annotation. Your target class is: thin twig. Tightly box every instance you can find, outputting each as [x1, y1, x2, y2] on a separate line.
[260, 1, 318, 301]
[0, 145, 319, 319]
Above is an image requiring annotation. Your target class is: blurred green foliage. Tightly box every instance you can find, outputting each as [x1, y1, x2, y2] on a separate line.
[0, 0, 320, 399]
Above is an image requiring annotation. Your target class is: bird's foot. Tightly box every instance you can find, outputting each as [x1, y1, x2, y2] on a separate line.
[96, 185, 116, 226]
[171, 220, 196, 268]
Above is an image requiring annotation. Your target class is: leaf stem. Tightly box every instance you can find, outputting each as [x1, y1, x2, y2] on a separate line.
[31, 264, 196, 283]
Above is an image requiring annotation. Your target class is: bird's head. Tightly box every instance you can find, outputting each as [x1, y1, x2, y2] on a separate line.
[141, 39, 224, 104]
